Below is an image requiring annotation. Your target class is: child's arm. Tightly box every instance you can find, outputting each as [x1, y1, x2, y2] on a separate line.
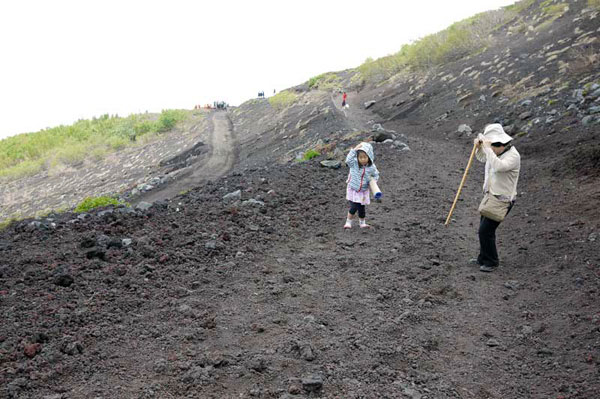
[345, 149, 358, 168]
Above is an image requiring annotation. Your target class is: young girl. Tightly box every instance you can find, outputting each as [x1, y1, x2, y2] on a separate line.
[344, 142, 380, 229]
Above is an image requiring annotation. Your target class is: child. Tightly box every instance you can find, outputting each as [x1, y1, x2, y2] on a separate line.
[344, 142, 380, 229]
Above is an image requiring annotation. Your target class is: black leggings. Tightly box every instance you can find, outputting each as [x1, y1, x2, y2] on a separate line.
[348, 201, 366, 219]
[477, 201, 514, 267]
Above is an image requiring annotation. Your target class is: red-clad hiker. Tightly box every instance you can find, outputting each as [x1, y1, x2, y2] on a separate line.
[342, 91, 347, 107]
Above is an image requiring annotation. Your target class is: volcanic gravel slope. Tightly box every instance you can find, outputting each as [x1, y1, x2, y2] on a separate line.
[1, 1, 600, 398]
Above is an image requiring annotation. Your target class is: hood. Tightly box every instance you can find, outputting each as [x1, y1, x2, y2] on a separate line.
[356, 142, 375, 163]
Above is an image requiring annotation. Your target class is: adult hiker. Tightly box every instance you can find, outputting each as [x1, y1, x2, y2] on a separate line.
[343, 142, 380, 230]
[471, 123, 521, 272]
[342, 91, 347, 108]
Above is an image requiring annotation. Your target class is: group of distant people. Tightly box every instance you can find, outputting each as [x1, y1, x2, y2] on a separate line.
[193, 102, 228, 110]
[258, 90, 277, 99]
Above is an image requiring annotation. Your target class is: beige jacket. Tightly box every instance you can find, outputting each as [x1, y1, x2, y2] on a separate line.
[476, 145, 520, 201]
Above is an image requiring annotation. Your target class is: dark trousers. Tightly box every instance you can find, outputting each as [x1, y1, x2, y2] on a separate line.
[477, 201, 514, 267]
[348, 201, 366, 219]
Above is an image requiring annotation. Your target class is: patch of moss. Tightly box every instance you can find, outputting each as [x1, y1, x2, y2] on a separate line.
[301, 149, 320, 162]
[74, 196, 123, 213]
[268, 90, 298, 110]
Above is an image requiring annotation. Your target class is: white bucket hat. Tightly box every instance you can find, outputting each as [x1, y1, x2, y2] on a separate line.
[482, 123, 513, 144]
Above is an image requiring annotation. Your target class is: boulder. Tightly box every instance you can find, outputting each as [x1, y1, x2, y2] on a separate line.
[364, 100, 376, 109]
[458, 124, 472, 135]
[223, 190, 242, 203]
[373, 132, 393, 142]
[319, 160, 341, 169]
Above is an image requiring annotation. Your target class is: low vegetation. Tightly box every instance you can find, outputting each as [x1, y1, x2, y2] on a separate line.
[74, 196, 124, 213]
[307, 73, 342, 91]
[268, 90, 298, 110]
[0, 215, 21, 231]
[589, 0, 600, 10]
[0, 109, 189, 181]
[504, 0, 536, 14]
[301, 149, 320, 161]
[353, 0, 544, 84]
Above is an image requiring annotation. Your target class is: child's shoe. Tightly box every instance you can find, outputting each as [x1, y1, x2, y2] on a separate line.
[359, 220, 372, 229]
[343, 219, 353, 229]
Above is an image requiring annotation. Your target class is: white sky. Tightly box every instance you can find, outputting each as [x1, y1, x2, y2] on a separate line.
[0, 0, 516, 139]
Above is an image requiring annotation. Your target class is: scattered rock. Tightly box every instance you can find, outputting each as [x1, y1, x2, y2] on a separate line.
[364, 100, 376, 109]
[458, 124, 472, 135]
[241, 199, 265, 207]
[373, 131, 393, 142]
[23, 343, 42, 358]
[53, 271, 74, 287]
[372, 123, 385, 132]
[302, 375, 323, 392]
[537, 348, 553, 356]
[250, 356, 268, 373]
[403, 386, 423, 399]
[60, 338, 83, 355]
[320, 160, 341, 169]
[135, 202, 153, 211]
[223, 190, 242, 202]
[85, 247, 106, 261]
[520, 99, 533, 107]
[519, 111, 533, 120]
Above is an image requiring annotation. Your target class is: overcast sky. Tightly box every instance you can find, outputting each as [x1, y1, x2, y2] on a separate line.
[0, 0, 516, 139]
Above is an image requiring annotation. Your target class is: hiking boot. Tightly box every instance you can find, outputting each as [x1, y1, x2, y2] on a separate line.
[479, 264, 497, 273]
[469, 258, 480, 265]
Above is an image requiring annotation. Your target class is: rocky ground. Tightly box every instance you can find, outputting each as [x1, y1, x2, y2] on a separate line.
[1, 1, 599, 398]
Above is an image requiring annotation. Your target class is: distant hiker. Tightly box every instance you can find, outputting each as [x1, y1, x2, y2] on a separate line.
[344, 142, 380, 229]
[342, 91, 347, 107]
[471, 123, 521, 272]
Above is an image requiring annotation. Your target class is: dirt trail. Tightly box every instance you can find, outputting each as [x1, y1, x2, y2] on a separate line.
[136, 111, 235, 203]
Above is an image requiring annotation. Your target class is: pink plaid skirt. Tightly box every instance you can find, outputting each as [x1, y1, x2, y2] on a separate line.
[346, 185, 370, 205]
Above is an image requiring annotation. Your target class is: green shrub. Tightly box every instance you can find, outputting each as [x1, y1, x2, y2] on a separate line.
[356, 8, 509, 82]
[0, 110, 190, 181]
[269, 90, 298, 110]
[134, 120, 157, 135]
[504, 0, 536, 13]
[308, 74, 324, 88]
[0, 158, 45, 180]
[589, 0, 600, 8]
[302, 149, 320, 161]
[157, 109, 187, 132]
[74, 196, 122, 213]
[0, 216, 21, 231]
[539, 2, 568, 26]
[307, 73, 342, 90]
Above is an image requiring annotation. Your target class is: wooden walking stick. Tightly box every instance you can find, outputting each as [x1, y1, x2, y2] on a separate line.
[445, 142, 478, 226]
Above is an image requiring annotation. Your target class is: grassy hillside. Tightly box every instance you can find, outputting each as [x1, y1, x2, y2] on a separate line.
[305, 0, 583, 89]
[0, 109, 191, 181]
